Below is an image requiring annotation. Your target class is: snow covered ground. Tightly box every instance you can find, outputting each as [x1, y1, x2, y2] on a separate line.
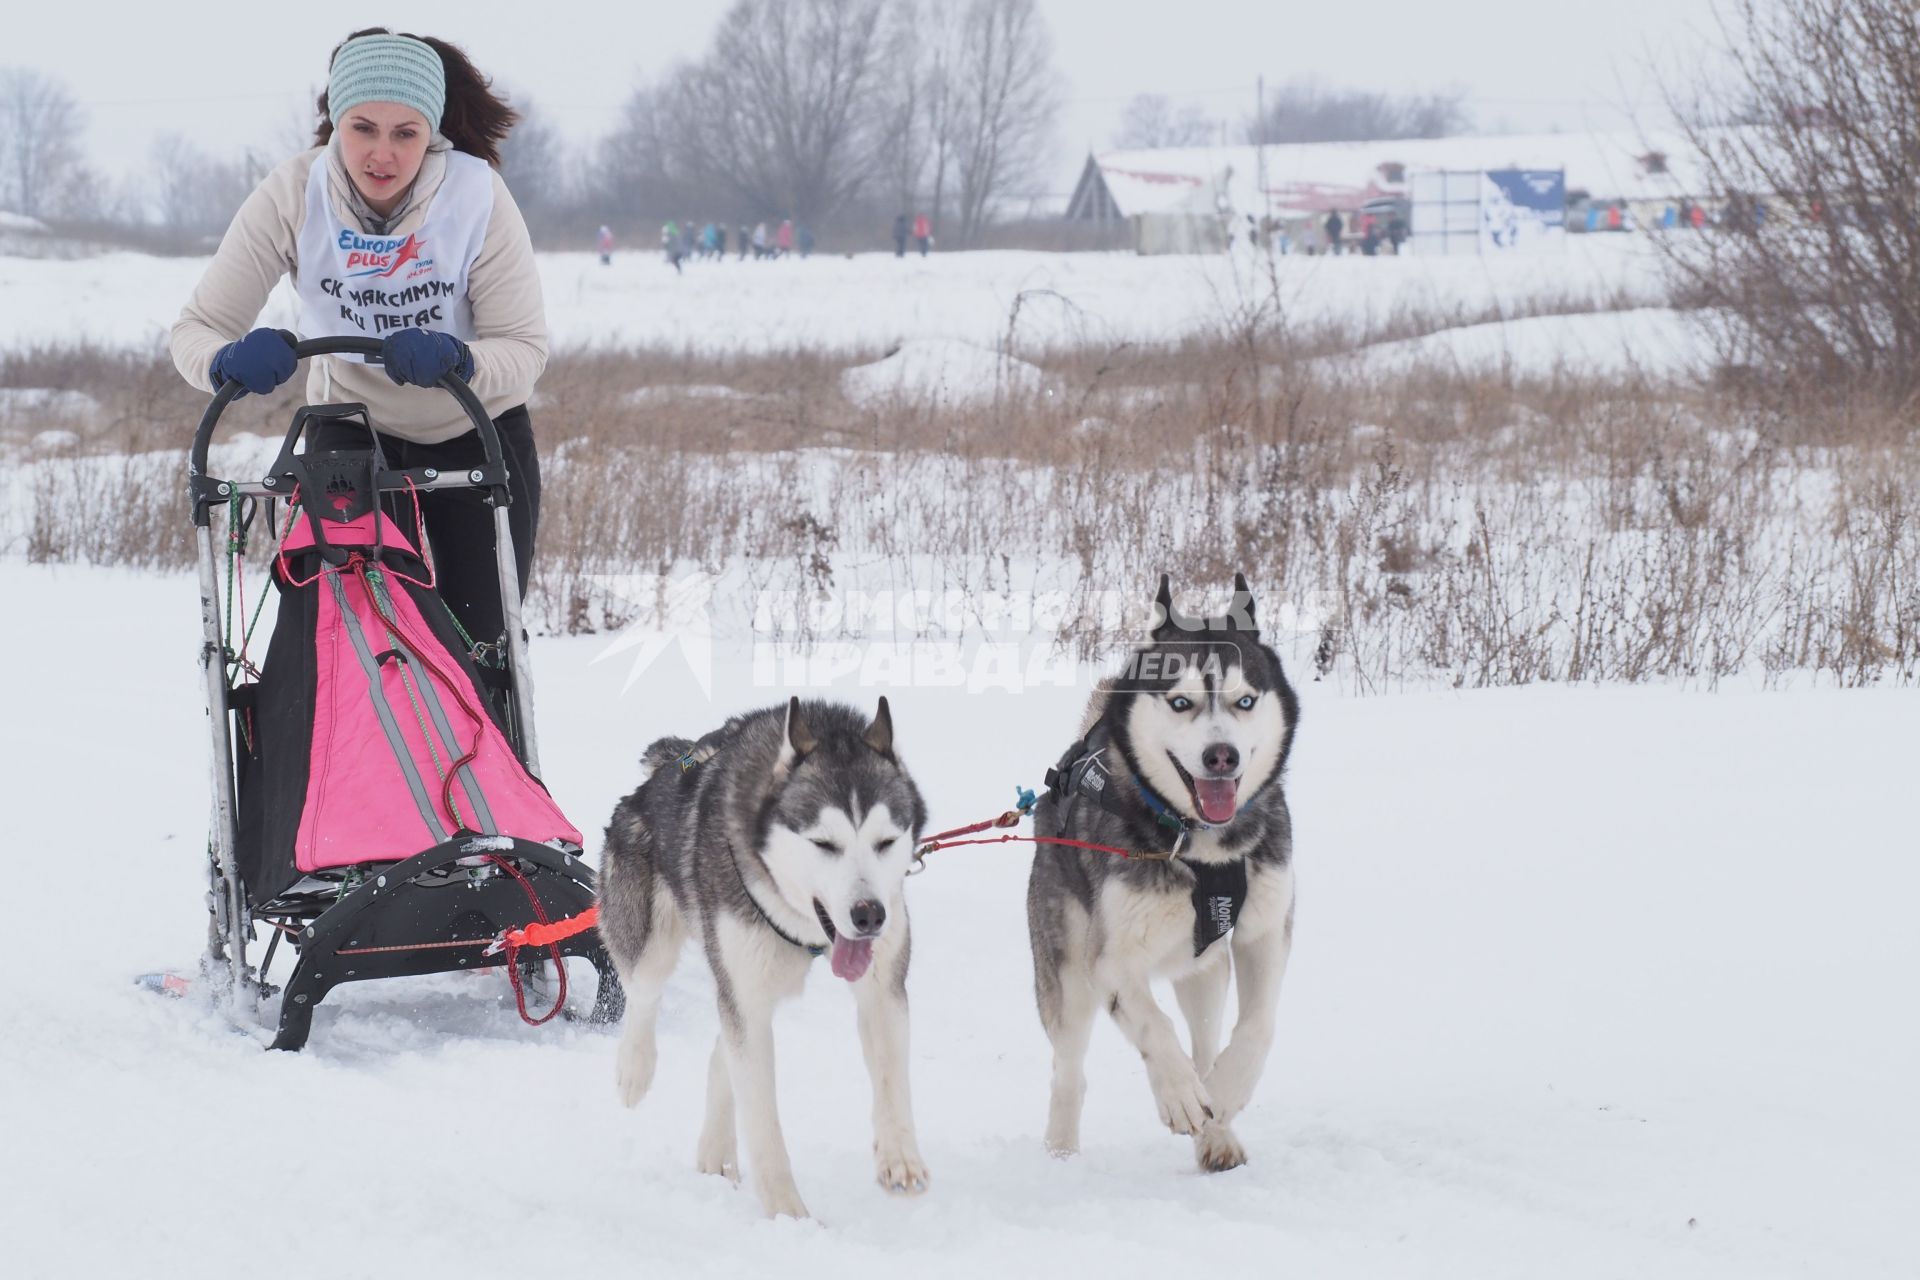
[2, 236, 1670, 359]
[4, 560, 1914, 1278]
[1336, 306, 1712, 378]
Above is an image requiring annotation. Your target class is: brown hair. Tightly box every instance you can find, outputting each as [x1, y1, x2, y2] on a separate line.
[311, 27, 518, 167]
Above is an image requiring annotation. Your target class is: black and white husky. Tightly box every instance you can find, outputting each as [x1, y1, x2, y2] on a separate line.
[1027, 575, 1300, 1172]
[600, 697, 929, 1219]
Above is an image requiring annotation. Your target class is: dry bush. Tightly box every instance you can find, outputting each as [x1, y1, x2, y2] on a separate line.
[1663, 0, 1920, 399]
[11, 318, 1916, 689]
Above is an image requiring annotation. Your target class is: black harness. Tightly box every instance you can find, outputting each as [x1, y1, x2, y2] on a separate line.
[728, 837, 829, 959]
[1044, 734, 1248, 957]
[676, 729, 826, 962]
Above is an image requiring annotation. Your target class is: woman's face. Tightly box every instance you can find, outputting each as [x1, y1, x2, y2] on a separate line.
[337, 101, 431, 215]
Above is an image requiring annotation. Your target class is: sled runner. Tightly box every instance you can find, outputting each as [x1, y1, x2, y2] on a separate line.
[187, 335, 622, 1050]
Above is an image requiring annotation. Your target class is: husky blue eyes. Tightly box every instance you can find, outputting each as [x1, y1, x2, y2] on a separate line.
[1168, 693, 1257, 712]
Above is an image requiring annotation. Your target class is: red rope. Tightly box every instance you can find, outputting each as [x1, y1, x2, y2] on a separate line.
[500, 904, 600, 950]
[918, 831, 1165, 860]
[486, 855, 570, 1025]
[915, 807, 1169, 863]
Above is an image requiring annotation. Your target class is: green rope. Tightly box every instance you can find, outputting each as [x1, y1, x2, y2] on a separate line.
[236, 501, 295, 667]
[223, 494, 239, 661]
[445, 606, 504, 670]
[367, 566, 468, 831]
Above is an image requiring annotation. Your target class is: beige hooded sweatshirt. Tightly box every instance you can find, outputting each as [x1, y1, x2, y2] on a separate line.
[171, 136, 546, 445]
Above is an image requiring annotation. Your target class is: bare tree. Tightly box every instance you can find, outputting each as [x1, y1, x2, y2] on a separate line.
[672, 0, 894, 223]
[948, 0, 1063, 245]
[1663, 0, 1920, 397]
[920, 3, 965, 232]
[1112, 93, 1217, 150]
[874, 10, 929, 217]
[498, 96, 573, 237]
[0, 68, 87, 220]
[1246, 79, 1469, 144]
[593, 82, 676, 220]
[149, 134, 264, 242]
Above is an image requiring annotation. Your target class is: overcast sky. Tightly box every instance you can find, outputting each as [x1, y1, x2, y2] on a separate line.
[16, 0, 1726, 191]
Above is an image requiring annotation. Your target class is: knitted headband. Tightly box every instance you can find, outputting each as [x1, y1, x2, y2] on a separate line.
[328, 34, 446, 129]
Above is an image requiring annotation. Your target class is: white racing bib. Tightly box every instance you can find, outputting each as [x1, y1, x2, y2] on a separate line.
[295, 149, 493, 360]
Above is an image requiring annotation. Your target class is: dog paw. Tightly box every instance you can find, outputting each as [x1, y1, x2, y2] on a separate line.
[695, 1141, 739, 1182]
[614, 1038, 658, 1108]
[757, 1179, 810, 1220]
[1150, 1063, 1215, 1136]
[1043, 1131, 1080, 1160]
[874, 1141, 931, 1196]
[1194, 1120, 1247, 1173]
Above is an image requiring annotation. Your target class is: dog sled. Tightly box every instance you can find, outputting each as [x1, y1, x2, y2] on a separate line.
[186, 335, 622, 1050]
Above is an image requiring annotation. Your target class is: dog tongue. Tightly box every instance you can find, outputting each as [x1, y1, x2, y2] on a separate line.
[830, 935, 874, 982]
[1194, 778, 1238, 824]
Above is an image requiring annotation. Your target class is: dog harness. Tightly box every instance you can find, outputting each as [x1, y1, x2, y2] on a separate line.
[688, 736, 827, 960]
[727, 836, 828, 959]
[1186, 857, 1247, 957]
[1045, 735, 1248, 957]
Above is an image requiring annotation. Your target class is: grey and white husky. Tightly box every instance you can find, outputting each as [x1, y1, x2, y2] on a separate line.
[600, 696, 929, 1219]
[1027, 574, 1300, 1172]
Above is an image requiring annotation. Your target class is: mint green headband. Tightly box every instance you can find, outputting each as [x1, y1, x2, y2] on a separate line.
[328, 34, 446, 129]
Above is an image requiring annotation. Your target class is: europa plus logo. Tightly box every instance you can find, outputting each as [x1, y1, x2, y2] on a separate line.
[338, 229, 434, 279]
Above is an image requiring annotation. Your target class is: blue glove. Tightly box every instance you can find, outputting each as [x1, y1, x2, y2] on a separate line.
[380, 328, 475, 387]
[209, 328, 298, 396]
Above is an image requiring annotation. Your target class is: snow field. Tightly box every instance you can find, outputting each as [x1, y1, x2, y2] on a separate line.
[2, 237, 1672, 369]
[3, 561, 1914, 1278]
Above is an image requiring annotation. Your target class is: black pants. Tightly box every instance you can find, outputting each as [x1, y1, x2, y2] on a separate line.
[308, 404, 541, 654]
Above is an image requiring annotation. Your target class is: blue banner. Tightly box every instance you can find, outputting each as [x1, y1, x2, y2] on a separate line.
[1480, 169, 1567, 251]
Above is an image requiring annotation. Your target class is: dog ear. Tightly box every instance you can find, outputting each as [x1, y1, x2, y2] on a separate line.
[1152, 574, 1181, 638]
[784, 696, 817, 760]
[863, 696, 894, 758]
[1229, 571, 1259, 636]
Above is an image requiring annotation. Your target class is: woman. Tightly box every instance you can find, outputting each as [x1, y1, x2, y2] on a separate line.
[171, 28, 546, 660]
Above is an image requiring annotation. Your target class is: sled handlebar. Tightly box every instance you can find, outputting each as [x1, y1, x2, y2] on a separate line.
[187, 335, 506, 517]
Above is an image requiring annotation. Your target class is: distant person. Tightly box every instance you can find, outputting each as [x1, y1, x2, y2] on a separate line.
[1386, 214, 1407, 254]
[751, 220, 769, 259]
[913, 212, 931, 256]
[701, 221, 719, 258]
[1689, 203, 1706, 229]
[597, 224, 614, 265]
[715, 223, 727, 258]
[1323, 210, 1344, 255]
[662, 220, 683, 274]
[776, 218, 794, 257]
[1606, 204, 1622, 231]
[893, 212, 909, 257]
[797, 223, 815, 258]
[1360, 222, 1381, 256]
[737, 223, 750, 260]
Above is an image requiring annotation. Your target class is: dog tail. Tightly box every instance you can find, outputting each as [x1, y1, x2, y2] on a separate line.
[639, 735, 699, 780]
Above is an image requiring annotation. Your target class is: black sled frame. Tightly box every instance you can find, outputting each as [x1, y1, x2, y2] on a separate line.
[187, 335, 622, 1050]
